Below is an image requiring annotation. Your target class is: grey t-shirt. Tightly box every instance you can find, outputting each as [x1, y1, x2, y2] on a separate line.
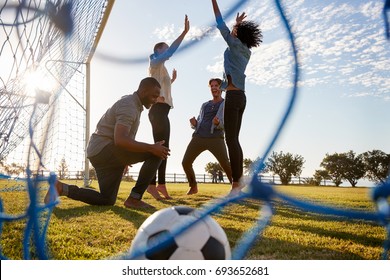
[86, 93, 143, 158]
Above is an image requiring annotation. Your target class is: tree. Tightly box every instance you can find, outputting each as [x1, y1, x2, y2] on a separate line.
[266, 151, 305, 185]
[205, 162, 222, 174]
[321, 151, 369, 187]
[0, 160, 4, 173]
[57, 158, 69, 180]
[89, 167, 97, 180]
[362, 150, 390, 184]
[320, 153, 346, 186]
[243, 157, 266, 175]
[123, 167, 135, 182]
[313, 169, 331, 186]
[205, 162, 222, 183]
[342, 150, 365, 187]
[2, 162, 25, 177]
[243, 158, 253, 175]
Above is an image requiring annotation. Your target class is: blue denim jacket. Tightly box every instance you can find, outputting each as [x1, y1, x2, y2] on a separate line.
[216, 19, 251, 91]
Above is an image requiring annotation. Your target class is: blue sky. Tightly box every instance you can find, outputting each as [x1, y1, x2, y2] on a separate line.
[90, 0, 390, 185]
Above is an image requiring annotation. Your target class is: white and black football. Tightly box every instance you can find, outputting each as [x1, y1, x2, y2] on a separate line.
[129, 206, 231, 260]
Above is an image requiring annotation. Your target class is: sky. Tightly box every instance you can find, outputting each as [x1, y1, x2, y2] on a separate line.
[90, 0, 390, 186]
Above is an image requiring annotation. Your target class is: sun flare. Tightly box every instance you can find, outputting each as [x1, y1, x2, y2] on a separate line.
[23, 69, 56, 102]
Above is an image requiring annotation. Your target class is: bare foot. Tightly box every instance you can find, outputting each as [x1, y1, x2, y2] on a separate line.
[156, 184, 172, 199]
[44, 180, 63, 204]
[124, 196, 154, 209]
[227, 188, 242, 197]
[227, 182, 243, 197]
[147, 185, 164, 200]
[186, 185, 198, 195]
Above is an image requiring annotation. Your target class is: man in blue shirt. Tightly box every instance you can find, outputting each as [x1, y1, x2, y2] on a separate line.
[182, 78, 232, 195]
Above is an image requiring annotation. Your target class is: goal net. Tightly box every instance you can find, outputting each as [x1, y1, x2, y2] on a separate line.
[0, 0, 112, 183]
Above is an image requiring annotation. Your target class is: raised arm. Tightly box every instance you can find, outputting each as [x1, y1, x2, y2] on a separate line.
[211, 0, 223, 24]
[235, 12, 247, 25]
[165, 15, 190, 57]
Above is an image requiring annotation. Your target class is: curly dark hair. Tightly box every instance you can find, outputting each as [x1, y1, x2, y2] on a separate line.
[235, 21, 263, 49]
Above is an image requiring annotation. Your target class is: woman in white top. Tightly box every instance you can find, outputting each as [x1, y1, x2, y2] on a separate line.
[147, 15, 190, 200]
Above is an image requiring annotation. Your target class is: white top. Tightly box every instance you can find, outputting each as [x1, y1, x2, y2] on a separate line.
[149, 55, 173, 108]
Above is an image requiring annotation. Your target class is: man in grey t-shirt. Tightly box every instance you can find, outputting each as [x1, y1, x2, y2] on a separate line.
[44, 77, 170, 209]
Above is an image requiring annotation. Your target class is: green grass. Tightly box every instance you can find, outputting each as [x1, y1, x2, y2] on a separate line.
[0, 180, 387, 260]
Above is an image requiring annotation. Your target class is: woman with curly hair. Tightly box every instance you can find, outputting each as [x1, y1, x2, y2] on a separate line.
[211, 0, 262, 196]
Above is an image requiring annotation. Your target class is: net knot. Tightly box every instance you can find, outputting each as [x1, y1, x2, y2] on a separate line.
[248, 176, 275, 202]
[372, 180, 390, 225]
[384, 0, 390, 39]
[46, 2, 74, 36]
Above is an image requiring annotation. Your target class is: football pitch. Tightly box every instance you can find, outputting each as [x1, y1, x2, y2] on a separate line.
[0, 180, 386, 260]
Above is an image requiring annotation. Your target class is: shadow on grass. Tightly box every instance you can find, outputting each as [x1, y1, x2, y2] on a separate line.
[223, 222, 371, 260]
[273, 202, 385, 248]
[243, 236, 368, 260]
[51, 202, 156, 230]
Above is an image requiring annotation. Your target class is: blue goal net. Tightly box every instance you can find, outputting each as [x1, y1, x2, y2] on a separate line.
[0, 0, 389, 260]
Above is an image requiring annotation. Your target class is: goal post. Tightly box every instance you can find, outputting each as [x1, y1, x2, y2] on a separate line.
[0, 0, 116, 186]
[84, 0, 116, 186]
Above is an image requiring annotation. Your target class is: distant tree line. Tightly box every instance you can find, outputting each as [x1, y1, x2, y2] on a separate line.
[206, 149, 390, 187]
[2, 150, 389, 187]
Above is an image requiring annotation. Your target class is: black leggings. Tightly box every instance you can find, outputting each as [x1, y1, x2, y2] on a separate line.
[224, 90, 246, 182]
[148, 102, 171, 185]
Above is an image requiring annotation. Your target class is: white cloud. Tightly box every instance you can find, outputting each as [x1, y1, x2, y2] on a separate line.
[243, 0, 390, 100]
[247, 39, 295, 89]
[153, 24, 212, 43]
[206, 54, 224, 74]
[360, 2, 383, 20]
[163, 0, 390, 100]
[153, 24, 176, 41]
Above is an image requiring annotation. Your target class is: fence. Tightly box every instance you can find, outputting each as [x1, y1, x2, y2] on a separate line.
[52, 171, 336, 186]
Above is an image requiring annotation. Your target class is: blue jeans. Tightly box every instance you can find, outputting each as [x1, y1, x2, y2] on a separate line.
[67, 143, 162, 205]
[224, 90, 246, 182]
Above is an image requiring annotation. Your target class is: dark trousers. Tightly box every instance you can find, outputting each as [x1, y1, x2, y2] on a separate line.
[67, 143, 162, 205]
[148, 103, 170, 185]
[224, 90, 246, 182]
[182, 136, 232, 187]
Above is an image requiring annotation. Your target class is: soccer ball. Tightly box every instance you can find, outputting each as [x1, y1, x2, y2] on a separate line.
[129, 206, 231, 260]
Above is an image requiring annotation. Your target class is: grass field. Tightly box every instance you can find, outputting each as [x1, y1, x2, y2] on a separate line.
[0, 179, 387, 260]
